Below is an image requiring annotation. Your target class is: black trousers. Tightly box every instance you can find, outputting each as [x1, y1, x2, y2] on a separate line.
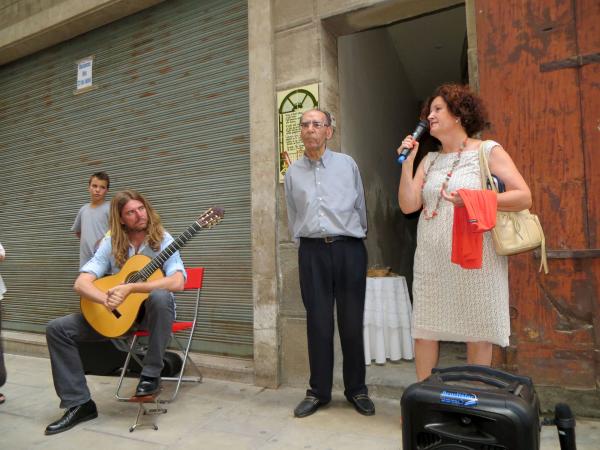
[298, 237, 368, 402]
[0, 305, 5, 388]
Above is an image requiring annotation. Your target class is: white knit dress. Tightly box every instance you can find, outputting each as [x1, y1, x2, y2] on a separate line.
[411, 140, 510, 347]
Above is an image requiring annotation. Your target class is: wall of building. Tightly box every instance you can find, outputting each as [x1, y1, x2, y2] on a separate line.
[0, 0, 271, 386]
[1, 0, 465, 390]
[274, 0, 464, 387]
[274, 0, 386, 387]
[0, 0, 165, 66]
[3, 0, 598, 409]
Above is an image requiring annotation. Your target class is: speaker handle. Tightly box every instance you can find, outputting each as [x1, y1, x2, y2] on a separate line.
[432, 365, 534, 393]
[432, 372, 516, 390]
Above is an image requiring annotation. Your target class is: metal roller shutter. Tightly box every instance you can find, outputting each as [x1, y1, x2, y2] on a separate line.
[0, 0, 252, 357]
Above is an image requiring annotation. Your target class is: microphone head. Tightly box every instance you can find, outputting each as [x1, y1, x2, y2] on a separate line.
[554, 403, 576, 428]
[555, 403, 573, 419]
[417, 119, 430, 130]
[414, 120, 429, 139]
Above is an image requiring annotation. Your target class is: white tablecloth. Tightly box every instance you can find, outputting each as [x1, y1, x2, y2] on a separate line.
[363, 276, 414, 364]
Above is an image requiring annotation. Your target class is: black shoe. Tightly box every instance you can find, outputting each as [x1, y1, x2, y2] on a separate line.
[135, 376, 161, 397]
[348, 394, 375, 416]
[293, 395, 328, 418]
[45, 400, 98, 435]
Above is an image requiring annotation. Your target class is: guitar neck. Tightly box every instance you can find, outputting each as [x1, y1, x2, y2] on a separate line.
[129, 221, 202, 283]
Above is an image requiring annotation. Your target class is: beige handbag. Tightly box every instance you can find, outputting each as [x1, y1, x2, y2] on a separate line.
[478, 142, 548, 273]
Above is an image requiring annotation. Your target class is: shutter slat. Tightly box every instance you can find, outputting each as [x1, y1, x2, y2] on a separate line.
[0, 0, 252, 357]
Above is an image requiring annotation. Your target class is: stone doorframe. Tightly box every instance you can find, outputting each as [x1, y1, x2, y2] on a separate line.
[248, 0, 476, 388]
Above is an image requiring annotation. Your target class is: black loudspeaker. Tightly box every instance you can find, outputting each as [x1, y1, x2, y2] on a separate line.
[401, 365, 540, 450]
[77, 341, 182, 377]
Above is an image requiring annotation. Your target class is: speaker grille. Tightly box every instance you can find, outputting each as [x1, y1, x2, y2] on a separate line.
[416, 431, 441, 449]
[415, 431, 507, 450]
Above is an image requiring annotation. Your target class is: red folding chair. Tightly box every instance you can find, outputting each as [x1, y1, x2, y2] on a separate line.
[116, 267, 204, 403]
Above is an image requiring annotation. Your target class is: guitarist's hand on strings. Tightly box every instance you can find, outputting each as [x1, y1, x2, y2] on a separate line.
[106, 284, 132, 310]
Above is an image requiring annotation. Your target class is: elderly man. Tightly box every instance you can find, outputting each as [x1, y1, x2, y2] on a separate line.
[284, 108, 374, 418]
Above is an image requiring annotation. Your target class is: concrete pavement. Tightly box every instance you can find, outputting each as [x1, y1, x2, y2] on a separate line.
[1, 354, 599, 449]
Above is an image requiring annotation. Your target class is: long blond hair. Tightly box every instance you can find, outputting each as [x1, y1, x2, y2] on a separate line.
[110, 190, 164, 267]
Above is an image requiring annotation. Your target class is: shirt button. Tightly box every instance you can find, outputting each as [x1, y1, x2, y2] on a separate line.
[317, 182, 321, 185]
[318, 197, 322, 201]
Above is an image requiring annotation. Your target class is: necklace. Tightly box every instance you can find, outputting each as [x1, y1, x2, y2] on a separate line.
[422, 137, 468, 220]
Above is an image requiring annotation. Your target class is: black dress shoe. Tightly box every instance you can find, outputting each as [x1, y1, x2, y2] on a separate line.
[45, 399, 98, 435]
[293, 395, 328, 418]
[135, 375, 161, 397]
[348, 394, 375, 416]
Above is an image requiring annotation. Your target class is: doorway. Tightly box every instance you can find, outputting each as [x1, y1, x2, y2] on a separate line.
[335, 4, 468, 389]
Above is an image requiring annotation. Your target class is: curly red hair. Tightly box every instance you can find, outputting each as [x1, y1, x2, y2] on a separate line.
[420, 83, 489, 136]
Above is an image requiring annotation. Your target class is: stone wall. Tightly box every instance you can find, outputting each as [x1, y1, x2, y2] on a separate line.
[273, 0, 463, 387]
[0, 0, 467, 390]
[0, 0, 165, 65]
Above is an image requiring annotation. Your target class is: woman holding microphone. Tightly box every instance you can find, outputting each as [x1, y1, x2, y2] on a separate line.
[397, 83, 532, 380]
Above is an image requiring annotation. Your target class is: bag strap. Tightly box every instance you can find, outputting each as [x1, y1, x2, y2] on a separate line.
[533, 214, 549, 274]
[479, 141, 549, 274]
[478, 141, 498, 193]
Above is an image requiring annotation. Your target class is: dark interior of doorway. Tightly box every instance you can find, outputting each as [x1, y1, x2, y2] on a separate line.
[336, 4, 468, 391]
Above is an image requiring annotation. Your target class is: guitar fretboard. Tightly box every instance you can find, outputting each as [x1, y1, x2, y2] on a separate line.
[128, 221, 203, 283]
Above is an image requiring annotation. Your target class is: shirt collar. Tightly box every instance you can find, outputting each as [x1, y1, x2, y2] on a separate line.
[302, 148, 331, 168]
[128, 240, 148, 256]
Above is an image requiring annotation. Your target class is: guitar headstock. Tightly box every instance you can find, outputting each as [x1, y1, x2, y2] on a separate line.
[197, 207, 225, 229]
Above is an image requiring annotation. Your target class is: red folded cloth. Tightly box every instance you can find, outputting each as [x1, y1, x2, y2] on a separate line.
[451, 189, 497, 269]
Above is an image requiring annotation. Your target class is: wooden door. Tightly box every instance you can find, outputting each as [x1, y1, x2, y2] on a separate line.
[475, 0, 600, 388]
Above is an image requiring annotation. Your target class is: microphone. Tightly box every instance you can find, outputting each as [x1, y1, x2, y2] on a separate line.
[555, 403, 577, 450]
[396, 120, 429, 164]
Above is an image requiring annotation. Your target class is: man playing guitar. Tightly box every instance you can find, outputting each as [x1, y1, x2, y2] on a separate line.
[45, 190, 186, 435]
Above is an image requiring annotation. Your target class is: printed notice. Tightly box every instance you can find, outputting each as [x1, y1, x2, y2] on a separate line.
[75, 56, 94, 93]
[277, 84, 319, 182]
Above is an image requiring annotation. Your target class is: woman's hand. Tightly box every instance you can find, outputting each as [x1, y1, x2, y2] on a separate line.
[397, 135, 426, 214]
[441, 183, 464, 207]
[397, 135, 419, 164]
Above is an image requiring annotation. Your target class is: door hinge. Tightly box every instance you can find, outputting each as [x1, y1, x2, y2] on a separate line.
[533, 248, 600, 259]
[540, 52, 600, 72]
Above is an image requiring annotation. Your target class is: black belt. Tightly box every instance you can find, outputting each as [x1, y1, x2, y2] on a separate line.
[300, 236, 360, 244]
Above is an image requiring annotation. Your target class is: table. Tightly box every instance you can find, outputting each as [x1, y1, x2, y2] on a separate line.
[363, 276, 414, 364]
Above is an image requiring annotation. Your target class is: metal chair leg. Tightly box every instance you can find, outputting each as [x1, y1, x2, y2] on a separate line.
[159, 334, 203, 403]
[116, 335, 144, 401]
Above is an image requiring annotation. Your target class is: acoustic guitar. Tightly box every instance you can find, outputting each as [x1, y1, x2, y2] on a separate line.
[80, 207, 224, 338]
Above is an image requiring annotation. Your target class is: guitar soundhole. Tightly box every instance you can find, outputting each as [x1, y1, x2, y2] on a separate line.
[125, 272, 138, 283]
